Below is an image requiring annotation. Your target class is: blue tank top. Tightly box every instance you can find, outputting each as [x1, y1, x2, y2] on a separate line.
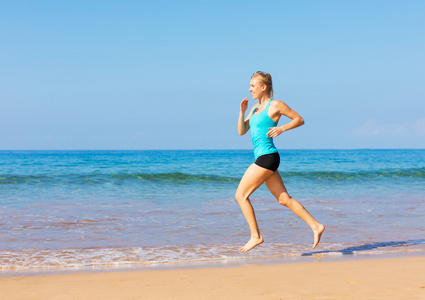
[249, 100, 278, 159]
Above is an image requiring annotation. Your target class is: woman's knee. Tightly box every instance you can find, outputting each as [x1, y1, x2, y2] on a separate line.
[235, 191, 247, 203]
[277, 193, 292, 206]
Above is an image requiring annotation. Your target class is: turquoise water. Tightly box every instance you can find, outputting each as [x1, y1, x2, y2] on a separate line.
[0, 150, 424, 272]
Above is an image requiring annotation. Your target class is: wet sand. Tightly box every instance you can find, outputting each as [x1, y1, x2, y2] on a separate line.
[1, 256, 424, 299]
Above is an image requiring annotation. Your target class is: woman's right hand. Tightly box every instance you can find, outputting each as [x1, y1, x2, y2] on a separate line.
[240, 97, 249, 113]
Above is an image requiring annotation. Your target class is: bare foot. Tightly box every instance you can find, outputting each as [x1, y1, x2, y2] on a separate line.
[240, 236, 264, 253]
[312, 224, 325, 249]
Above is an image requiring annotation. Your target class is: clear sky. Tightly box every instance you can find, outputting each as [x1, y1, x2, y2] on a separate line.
[1, 0, 424, 150]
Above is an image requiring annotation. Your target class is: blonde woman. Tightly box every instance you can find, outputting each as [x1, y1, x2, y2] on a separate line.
[236, 71, 325, 252]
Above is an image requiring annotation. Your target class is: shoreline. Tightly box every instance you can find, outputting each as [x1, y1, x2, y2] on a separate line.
[1, 255, 424, 299]
[2, 249, 424, 277]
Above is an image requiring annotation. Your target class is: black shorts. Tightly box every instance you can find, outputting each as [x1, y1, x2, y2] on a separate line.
[254, 152, 280, 172]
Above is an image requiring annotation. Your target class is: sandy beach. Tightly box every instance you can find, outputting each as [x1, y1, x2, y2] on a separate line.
[1, 256, 424, 300]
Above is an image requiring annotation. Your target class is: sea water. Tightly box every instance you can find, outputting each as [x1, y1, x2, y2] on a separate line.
[0, 150, 424, 273]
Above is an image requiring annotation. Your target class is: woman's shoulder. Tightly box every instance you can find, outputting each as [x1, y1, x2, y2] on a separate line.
[270, 99, 288, 109]
[270, 100, 292, 116]
[271, 99, 286, 105]
[245, 103, 260, 119]
[250, 103, 260, 112]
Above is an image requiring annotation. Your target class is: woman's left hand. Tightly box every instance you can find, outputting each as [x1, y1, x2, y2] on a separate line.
[267, 126, 285, 138]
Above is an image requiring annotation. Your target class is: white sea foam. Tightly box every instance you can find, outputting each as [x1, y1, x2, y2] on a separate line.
[1, 241, 424, 273]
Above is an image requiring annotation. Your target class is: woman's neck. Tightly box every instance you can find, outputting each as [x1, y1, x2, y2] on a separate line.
[258, 96, 271, 105]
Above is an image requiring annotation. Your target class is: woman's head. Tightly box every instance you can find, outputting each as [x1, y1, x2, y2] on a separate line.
[251, 71, 273, 98]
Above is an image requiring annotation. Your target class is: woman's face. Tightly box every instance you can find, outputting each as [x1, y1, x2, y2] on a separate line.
[249, 77, 266, 100]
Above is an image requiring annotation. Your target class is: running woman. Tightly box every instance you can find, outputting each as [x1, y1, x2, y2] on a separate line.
[236, 71, 325, 252]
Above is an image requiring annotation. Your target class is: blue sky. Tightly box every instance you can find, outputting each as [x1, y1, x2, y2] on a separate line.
[1, 0, 424, 150]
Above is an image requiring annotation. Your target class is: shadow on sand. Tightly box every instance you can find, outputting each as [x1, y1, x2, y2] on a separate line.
[302, 239, 425, 256]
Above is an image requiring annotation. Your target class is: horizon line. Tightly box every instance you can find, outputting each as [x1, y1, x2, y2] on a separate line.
[1, 148, 424, 151]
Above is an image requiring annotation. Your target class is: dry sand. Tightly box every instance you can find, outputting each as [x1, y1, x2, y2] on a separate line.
[1, 256, 424, 300]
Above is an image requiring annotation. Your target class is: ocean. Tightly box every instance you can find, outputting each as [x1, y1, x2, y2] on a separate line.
[0, 149, 424, 273]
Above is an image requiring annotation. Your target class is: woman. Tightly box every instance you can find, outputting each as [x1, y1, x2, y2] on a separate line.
[236, 71, 325, 253]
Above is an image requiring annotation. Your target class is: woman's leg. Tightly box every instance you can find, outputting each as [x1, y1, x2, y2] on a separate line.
[265, 171, 325, 248]
[235, 163, 274, 252]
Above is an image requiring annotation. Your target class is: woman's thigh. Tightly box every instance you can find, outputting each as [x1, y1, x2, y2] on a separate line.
[236, 163, 274, 200]
[264, 171, 290, 200]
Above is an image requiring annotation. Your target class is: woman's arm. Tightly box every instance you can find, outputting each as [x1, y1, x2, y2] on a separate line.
[267, 100, 304, 138]
[238, 98, 257, 135]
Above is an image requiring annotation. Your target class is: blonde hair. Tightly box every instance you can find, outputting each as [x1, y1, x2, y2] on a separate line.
[251, 71, 273, 98]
